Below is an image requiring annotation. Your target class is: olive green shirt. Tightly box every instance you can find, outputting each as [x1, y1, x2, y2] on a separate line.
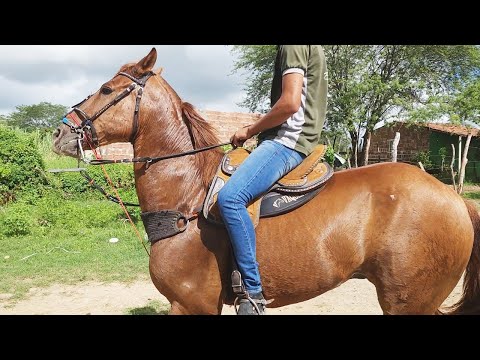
[258, 45, 328, 157]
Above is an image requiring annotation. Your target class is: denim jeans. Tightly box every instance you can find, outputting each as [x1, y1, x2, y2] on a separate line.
[217, 140, 305, 294]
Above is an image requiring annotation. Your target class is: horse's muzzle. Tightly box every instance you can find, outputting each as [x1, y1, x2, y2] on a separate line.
[52, 125, 80, 158]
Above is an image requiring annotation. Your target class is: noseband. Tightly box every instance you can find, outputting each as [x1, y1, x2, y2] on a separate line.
[62, 71, 155, 161]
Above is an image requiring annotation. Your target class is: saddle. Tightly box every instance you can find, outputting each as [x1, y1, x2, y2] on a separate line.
[202, 144, 333, 227]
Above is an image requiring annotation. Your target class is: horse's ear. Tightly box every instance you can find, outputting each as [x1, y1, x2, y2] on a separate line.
[135, 48, 157, 75]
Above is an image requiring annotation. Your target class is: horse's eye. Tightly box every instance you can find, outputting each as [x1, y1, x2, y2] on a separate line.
[101, 87, 113, 95]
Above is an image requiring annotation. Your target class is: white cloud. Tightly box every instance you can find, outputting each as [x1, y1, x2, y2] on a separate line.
[0, 45, 249, 116]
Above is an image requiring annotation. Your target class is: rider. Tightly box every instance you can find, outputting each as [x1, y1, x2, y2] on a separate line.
[217, 45, 328, 315]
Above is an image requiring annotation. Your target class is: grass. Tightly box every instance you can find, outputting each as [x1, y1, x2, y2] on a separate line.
[463, 191, 480, 200]
[0, 146, 148, 302]
[125, 300, 170, 315]
[0, 193, 149, 301]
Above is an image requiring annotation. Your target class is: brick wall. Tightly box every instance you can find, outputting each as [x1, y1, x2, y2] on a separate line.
[98, 109, 261, 158]
[369, 123, 430, 163]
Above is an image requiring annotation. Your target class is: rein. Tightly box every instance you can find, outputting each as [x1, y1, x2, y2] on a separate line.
[88, 142, 231, 165]
[78, 142, 230, 208]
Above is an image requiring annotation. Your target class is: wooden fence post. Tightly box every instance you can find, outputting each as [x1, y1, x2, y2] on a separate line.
[392, 132, 401, 162]
[450, 143, 457, 192]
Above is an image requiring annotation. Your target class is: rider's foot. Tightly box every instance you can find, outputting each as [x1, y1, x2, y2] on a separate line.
[235, 292, 266, 315]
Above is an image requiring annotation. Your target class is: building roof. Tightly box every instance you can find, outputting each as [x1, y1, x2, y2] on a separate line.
[426, 123, 480, 137]
[378, 120, 480, 137]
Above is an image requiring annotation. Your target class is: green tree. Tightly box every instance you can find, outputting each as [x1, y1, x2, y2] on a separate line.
[409, 77, 480, 194]
[450, 78, 480, 124]
[231, 45, 277, 113]
[231, 45, 480, 167]
[0, 102, 68, 131]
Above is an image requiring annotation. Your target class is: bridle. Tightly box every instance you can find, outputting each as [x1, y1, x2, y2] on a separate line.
[59, 68, 231, 244]
[62, 71, 155, 163]
[62, 70, 230, 165]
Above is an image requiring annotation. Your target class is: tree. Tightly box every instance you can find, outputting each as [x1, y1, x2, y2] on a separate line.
[231, 45, 480, 167]
[0, 102, 68, 131]
[231, 45, 277, 113]
[450, 78, 480, 125]
[411, 77, 480, 193]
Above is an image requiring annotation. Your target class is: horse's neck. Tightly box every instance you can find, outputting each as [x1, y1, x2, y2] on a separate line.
[132, 114, 222, 215]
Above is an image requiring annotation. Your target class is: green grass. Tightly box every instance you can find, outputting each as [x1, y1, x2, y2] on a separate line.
[464, 192, 480, 200]
[0, 189, 148, 301]
[125, 300, 170, 315]
[462, 189, 480, 211]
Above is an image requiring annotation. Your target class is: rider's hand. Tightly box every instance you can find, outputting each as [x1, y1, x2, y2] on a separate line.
[230, 125, 252, 148]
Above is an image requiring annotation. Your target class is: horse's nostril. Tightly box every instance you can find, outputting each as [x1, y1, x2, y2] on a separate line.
[53, 128, 60, 138]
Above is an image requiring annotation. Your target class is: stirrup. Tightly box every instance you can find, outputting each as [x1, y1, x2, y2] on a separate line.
[231, 270, 266, 315]
[233, 293, 266, 315]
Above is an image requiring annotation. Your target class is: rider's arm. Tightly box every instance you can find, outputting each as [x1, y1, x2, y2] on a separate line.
[231, 72, 303, 147]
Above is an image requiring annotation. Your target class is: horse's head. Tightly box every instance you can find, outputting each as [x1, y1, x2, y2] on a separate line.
[52, 48, 159, 158]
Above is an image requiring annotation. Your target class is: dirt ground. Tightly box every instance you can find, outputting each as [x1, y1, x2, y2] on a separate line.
[0, 277, 463, 315]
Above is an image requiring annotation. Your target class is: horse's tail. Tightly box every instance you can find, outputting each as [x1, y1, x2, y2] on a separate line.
[445, 200, 480, 315]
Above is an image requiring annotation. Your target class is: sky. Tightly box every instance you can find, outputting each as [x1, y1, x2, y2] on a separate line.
[0, 45, 249, 116]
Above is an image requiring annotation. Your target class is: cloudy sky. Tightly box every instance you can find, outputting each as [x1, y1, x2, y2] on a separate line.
[0, 45, 249, 116]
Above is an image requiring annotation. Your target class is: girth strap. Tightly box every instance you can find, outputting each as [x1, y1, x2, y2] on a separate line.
[141, 210, 189, 244]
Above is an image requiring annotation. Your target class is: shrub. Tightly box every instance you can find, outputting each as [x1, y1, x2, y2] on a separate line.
[324, 145, 335, 167]
[56, 165, 135, 196]
[412, 151, 434, 170]
[0, 126, 46, 204]
[0, 204, 33, 236]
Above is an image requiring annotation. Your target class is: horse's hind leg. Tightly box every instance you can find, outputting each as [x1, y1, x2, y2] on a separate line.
[370, 272, 460, 315]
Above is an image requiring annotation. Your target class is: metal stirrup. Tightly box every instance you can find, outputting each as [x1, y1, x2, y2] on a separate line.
[233, 295, 266, 315]
[231, 270, 265, 315]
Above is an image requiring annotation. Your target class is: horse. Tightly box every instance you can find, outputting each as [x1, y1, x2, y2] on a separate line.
[52, 47, 480, 315]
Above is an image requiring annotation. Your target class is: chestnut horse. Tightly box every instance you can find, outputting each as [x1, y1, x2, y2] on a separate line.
[53, 48, 480, 315]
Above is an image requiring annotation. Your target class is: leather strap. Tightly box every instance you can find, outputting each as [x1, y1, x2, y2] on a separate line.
[141, 210, 189, 244]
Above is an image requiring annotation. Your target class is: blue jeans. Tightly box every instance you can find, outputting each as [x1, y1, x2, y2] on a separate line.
[217, 140, 305, 294]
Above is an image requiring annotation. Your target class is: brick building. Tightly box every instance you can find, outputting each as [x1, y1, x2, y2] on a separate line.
[369, 123, 430, 163]
[369, 122, 480, 164]
[97, 109, 260, 159]
[369, 122, 480, 181]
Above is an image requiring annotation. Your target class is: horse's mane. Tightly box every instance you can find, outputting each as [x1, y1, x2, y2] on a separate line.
[181, 102, 224, 189]
[118, 63, 224, 190]
[181, 102, 220, 150]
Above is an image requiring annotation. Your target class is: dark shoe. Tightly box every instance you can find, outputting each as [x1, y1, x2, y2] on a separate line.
[235, 292, 266, 315]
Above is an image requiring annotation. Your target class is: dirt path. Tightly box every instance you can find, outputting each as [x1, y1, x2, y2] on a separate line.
[0, 278, 463, 315]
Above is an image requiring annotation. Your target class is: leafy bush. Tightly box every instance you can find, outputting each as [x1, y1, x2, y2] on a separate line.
[412, 151, 434, 170]
[0, 204, 33, 236]
[0, 125, 46, 204]
[56, 165, 135, 195]
[324, 145, 335, 166]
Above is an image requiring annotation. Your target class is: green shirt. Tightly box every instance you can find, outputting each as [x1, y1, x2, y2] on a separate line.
[258, 45, 328, 157]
